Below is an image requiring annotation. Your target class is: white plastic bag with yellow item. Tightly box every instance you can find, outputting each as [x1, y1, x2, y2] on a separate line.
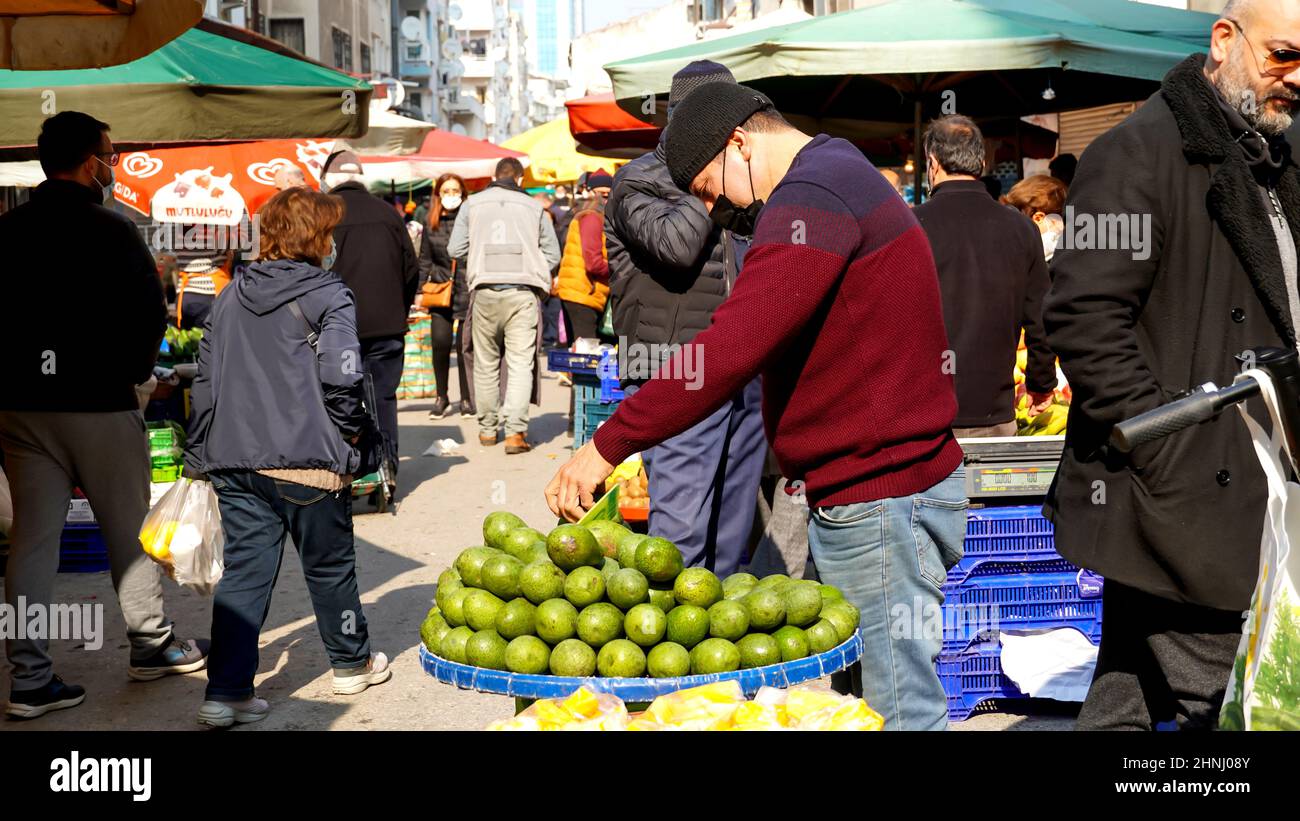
[139, 478, 224, 595]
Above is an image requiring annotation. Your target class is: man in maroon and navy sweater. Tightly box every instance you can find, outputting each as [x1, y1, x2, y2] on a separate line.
[546, 83, 966, 730]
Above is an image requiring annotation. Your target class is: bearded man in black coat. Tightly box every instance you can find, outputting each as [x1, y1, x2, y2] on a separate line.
[1044, 0, 1300, 730]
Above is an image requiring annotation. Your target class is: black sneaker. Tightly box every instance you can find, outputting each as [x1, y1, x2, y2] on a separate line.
[428, 397, 450, 420]
[460, 401, 476, 418]
[128, 637, 209, 681]
[6, 675, 86, 720]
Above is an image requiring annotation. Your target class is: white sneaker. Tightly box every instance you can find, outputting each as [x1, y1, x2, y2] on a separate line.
[332, 652, 392, 695]
[197, 697, 270, 728]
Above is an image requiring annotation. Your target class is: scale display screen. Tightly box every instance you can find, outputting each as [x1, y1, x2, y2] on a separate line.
[969, 465, 1056, 496]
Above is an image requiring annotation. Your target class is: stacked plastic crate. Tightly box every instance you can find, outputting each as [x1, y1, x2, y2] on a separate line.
[147, 421, 185, 483]
[548, 349, 621, 447]
[59, 489, 109, 573]
[939, 505, 1104, 720]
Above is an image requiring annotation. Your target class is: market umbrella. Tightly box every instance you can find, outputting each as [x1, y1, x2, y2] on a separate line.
[604, 0, 1213, 198]
[1, 0, 202, 70]
[503, 114, 626, 186]
[360, 129, 528, 191]
[106, 139, 336, 226]
[348, 108, 435, 156]
[566, 93, 660, 157]
[0, 25, 371, 150]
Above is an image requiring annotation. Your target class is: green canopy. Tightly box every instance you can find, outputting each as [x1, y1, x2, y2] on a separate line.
[605, 0, 1215, 198]
[605, 0, 1215, 121]
[0, 26, 372, 149]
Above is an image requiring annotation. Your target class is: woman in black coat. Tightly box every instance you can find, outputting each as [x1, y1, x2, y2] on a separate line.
[418, 173, 471, 419]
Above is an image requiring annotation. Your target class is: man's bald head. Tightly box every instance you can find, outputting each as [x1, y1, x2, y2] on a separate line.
[273, 165, 307, 191]
[1207, 0, 1300, 136]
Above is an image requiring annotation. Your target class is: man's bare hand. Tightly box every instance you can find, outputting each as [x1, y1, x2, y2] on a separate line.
[1028, 390, 1055, 416]
[545, 440, 615, 522]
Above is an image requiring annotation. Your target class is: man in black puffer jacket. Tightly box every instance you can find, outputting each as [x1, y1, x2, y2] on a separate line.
[605, 61, 766, 577]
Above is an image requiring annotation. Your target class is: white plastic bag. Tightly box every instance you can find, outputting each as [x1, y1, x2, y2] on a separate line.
[139, 478, 224, 595]
[170, 480, 224, 595]
[1219, 369, 1300, 730]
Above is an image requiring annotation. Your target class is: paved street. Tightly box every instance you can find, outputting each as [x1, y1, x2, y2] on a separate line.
[0, 365, 1075, 731]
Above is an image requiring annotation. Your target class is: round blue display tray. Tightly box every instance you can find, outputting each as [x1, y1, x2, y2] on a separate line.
[419, 632, 862, 702]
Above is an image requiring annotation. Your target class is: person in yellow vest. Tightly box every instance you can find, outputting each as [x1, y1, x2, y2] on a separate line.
[555, 169, 614, 342]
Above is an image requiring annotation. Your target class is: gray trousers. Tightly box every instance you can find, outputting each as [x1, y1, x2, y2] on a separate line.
[0, 410, 173, 690]
[748, 476, 813, 578]
[471, 288, 539, 437]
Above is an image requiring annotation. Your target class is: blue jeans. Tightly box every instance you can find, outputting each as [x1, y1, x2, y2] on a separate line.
[633, 378, 767, 578]
[206, 471, 372, 702]
[808, 466, 967, 730]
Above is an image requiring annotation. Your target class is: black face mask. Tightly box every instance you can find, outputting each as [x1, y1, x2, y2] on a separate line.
[711, 148, 763, 236]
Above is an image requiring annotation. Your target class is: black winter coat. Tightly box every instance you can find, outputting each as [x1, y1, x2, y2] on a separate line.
[605, 143, 736, 386]
[914, 179, 1056, 427]
[330, 182, 419, 339]
[1043, 54, 1297, 611]
[418, 213, 469, 318]
[184, 259, 369, 476]
[0, 180, 165, 412]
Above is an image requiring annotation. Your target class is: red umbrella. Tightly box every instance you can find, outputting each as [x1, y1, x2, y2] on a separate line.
[360, 130, 528, 184]
[566, 93, 660, 155]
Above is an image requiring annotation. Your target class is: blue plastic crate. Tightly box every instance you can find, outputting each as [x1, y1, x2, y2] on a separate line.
[938, 640, 1025, 721]
[598, 350, 624, 403]
[547, 349, 602, 375]
[958, 505, 1057, 573]
[59, 524, 110, 573]
[574, 394, 619, 447]
[942, 568, 1104, 652]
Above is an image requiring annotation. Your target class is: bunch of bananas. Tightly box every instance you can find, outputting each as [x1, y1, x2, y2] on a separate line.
[1016, 396, 1069, 436]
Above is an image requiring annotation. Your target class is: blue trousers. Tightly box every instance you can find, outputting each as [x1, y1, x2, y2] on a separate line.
[807, 466, 967, 730]
[206, 471, 372, 702]
[634, 378, 767, 578]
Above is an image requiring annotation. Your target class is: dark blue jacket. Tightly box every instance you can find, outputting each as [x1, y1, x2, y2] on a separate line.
[184, 258, 368, 475]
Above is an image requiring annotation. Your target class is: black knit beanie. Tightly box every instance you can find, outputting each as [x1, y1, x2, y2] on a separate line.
[665, 82, 774, 191]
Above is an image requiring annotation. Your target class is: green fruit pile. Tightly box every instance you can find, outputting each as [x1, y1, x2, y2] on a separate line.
[418, 511, 860, 678]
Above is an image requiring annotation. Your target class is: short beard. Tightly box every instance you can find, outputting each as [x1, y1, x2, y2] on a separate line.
[1214, 43, 1298, 137]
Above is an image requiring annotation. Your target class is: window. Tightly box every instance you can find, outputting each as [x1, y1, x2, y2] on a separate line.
[360, 43, 371, 74]
[332, 27, 353, 72]
[269, 18, 305, 54]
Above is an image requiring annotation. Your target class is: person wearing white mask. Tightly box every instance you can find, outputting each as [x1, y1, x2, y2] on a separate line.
[418, 173, 472, 419]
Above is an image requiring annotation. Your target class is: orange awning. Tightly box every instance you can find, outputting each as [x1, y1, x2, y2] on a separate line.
[565, 93, 661, 154]
[115, 139, 333, 225]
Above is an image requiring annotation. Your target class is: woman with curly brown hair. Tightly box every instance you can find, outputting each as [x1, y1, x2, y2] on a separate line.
[184, 187, 391, 727]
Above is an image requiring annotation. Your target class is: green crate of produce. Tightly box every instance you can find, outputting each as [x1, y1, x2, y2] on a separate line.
[146, 420, 186, 449]
[151, 464, 182, 483]
[150, 447, 182, 468]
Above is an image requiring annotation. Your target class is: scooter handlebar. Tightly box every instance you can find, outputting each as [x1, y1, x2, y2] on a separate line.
[1110, 380, 1261, 452]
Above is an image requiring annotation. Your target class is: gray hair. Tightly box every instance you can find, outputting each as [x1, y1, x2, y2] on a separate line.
[923, 115, 986, 177]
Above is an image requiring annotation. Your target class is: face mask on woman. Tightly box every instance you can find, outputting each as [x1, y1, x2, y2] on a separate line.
[440, 194, 462, 211]
[321, 237, 338, 270]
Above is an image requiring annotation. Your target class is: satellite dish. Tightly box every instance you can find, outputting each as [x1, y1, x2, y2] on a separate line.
[441, 38, 462, 60]
[494, 6, 507, 24]
[451, 123, 468, 136]
[449, 4, 463, 22]
[400, 16, 422, 41]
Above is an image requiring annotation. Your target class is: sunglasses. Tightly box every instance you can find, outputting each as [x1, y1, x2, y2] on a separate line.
[1231, 19, 1300, 77]
[96, 152, 121, 167]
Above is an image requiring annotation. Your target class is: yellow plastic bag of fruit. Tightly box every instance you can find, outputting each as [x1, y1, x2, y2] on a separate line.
[797, 699, 886, 731]
[488, 687, 629, 731]
[726, 700, 790, 731]
[139, 479, 190, 564]
[635, 681, 745, 730]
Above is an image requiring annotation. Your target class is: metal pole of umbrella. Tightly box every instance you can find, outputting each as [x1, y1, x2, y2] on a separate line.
[913, 97, 924, 205]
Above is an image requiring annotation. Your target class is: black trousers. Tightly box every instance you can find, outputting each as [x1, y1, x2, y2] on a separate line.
[360, 335, 404, 471]
[561, 300, 602, 342]
[429, 307, 454, 402]
[1077, 580, 1244, 731]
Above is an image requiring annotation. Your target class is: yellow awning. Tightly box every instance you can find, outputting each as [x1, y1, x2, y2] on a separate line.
[503, 113, 624, 187]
